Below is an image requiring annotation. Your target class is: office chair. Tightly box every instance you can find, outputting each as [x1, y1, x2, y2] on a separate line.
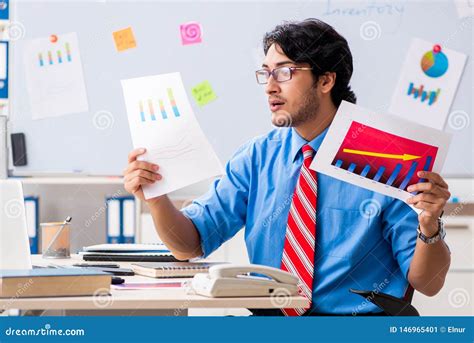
[349, 286, 420, 316]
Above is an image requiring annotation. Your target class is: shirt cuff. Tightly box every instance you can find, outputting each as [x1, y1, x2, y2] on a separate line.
[181, 203, 218, 259]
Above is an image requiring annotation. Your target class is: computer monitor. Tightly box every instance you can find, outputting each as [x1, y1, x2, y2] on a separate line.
[0, 180, 32, 269]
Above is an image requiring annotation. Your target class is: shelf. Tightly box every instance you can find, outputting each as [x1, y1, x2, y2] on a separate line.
[13, 177, 124, 185]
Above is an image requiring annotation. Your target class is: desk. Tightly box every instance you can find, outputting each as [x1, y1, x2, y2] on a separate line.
[0, 255, 308, 316]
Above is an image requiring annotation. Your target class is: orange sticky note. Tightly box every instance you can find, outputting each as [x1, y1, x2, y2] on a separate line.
[113, 27, 136, 52]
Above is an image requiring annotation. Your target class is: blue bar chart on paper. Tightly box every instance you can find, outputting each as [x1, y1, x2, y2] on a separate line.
[138, 88, 181, 122]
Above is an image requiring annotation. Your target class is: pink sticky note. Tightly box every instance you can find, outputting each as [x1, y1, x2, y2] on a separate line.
[180, 22, 202, 45]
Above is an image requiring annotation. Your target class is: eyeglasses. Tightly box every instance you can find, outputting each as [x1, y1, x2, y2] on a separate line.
[255, 66, 313, 84]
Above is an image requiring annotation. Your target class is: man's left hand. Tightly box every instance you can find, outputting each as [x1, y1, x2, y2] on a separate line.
[406, 171, 450, 236]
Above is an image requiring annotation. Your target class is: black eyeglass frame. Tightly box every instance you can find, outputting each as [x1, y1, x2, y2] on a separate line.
[255, 66, 313, 84]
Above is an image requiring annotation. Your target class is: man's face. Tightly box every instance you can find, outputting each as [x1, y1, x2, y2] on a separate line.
[262, 44, 320, 127]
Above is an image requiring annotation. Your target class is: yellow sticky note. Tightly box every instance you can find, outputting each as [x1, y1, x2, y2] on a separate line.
[191, 81, 217, 107]
[113, 27, 136, 52]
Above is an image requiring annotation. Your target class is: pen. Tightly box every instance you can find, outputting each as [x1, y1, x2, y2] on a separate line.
[43, 216, 72, 256]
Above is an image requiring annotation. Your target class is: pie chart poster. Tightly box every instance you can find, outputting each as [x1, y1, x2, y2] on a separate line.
[331, 121, 438, 190]
[389, 37, 467, 130]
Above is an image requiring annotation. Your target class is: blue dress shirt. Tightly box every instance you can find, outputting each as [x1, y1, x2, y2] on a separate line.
[182, 127, 418, 314]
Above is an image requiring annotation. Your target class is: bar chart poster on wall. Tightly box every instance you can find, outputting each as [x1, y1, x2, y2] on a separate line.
[389, 37, 467, 130]
[23, 32, 89, 119]
[311, 101, 452, 212]
[121, 72, 224, 199]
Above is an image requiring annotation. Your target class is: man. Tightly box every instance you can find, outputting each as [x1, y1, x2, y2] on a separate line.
[123, 19, 451, 316]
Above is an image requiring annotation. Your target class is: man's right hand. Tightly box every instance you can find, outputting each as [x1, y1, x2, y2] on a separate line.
[123, 148, 162, 202]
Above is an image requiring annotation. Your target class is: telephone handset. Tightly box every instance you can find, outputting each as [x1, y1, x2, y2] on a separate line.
[210, 264, 299, 285]
[189, 264, 299, 298]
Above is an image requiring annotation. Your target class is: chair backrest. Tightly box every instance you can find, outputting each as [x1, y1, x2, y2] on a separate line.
[403, 284, 415, 303]
[349, 288, 419, 316]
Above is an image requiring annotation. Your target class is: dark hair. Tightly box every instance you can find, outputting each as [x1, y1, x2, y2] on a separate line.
[263, 18, 356, 106]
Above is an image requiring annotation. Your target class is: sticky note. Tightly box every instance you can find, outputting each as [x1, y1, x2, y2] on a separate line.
[191, 81, 217, 107]
[113, 27, 136, 52]
[180, 22, 202, 45]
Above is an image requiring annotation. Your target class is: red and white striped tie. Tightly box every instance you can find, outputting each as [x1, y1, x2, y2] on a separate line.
[281, 144, 317, 316]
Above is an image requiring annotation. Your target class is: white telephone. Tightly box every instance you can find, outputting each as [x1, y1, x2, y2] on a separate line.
[189, 264, 299, 297]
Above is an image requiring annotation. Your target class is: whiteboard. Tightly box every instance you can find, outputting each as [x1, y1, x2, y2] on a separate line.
[9, 0, 473, 176]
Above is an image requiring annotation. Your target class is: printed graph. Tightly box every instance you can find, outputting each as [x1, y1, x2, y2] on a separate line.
[331, 121, 438, 190]
[146, 135, 196, 160]
[139, 88, 181, 122]
[38, 42, 72, 67]
[407, 82, 441, 106]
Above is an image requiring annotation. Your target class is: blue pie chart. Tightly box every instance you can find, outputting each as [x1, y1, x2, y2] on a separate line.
[421, 47, 449, 78]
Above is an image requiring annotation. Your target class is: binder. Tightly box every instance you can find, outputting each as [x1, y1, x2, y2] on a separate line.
[0, 41, 8, 100]
[122, 197, 135, 244]
[0, 0, 9, 21]
[0, 115, 7, 178]
[23, 196, 39, 254]
[105, 197, 121, 244]
[105, 196, 136, 244]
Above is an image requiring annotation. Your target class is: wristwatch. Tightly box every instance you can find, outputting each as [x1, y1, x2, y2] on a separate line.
[417, 217, 446, 244]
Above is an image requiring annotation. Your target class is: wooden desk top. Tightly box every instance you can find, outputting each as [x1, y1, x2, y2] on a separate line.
[0, 255, 309, 311]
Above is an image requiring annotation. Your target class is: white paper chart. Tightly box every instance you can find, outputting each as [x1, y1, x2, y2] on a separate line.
[389, 38, 467, 130]
[121, 72, 224, 199]
[23, 32, 89, 120]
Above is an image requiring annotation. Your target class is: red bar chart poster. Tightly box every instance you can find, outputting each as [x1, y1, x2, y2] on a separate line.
[311, 101, 452, 211]
[331, 121, 438, 191]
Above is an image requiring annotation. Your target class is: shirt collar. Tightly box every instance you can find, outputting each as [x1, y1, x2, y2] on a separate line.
[290, 126, 330, 163]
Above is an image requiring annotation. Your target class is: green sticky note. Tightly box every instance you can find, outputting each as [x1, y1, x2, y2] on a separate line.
[191, 81, 217, 106]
